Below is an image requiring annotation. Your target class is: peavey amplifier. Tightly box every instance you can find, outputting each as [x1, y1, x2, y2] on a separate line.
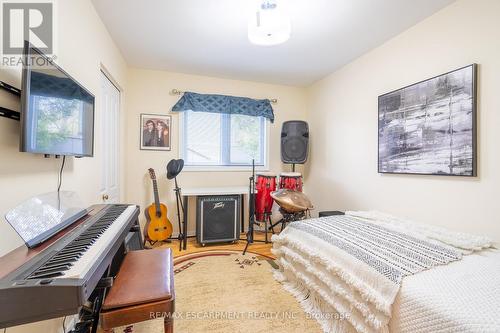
[196, 195, 240, 245]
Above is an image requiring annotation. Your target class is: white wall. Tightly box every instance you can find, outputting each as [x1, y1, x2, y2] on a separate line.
[0, 0, 128, 257]
[125, 68, 308, 235]
[307, 0, 500, 241]
[0, 0, 128, 331]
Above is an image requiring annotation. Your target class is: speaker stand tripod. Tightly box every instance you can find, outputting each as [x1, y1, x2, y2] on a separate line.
[242, 160, 270, 255]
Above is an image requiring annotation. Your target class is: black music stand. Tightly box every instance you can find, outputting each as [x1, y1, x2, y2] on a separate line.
[242, 160, 269, 255]
[167, 159, 186, 252]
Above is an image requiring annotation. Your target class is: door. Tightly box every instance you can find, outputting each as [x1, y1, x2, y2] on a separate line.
[99, 71, 120, 203]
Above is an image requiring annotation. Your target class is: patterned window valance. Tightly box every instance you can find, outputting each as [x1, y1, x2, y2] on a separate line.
[171, 92, 274, 122]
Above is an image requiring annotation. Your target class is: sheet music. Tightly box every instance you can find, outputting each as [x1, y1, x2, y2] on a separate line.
[5, 191, 87, 247]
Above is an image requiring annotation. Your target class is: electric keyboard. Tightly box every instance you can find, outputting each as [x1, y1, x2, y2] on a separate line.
[0, 204, 140, 329]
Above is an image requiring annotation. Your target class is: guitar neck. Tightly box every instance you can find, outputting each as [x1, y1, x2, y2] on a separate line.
[152, 179, 161, 214]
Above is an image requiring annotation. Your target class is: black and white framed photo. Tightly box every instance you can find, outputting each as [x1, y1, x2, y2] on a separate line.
[378, 64, 477, 176]
[140, 114, 172, 151]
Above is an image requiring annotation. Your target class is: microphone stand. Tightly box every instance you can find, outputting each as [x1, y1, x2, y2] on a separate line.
[242, 159, 268, 255]
[173, 176, 185, 252]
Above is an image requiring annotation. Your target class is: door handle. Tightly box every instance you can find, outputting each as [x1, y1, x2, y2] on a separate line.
[102, 194, 109, 201]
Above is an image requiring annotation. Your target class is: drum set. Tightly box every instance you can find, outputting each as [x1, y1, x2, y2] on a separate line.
[255, 171, 313, 232]
[243, 161, 313, 254]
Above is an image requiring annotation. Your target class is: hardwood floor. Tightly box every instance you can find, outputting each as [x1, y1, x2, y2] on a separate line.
[149, 231, 275, 258]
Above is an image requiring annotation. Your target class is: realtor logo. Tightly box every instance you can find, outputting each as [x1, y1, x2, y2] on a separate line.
[2, 1, 53, 55]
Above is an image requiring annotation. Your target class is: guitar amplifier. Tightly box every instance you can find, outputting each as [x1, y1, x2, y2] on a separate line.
[196, 195, 240, 245]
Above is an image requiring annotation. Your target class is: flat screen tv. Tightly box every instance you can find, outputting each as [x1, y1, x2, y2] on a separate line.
[20, 42, 95, 157]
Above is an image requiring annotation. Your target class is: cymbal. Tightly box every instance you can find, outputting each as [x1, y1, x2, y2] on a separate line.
[270, 189, 313, 213]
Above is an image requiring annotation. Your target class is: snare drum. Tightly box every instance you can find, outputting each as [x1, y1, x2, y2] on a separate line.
[255, 173, 277, 221]
[279, 172, 303, 192]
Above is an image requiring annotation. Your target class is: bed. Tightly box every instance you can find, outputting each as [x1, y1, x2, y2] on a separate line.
[271, 211, 499, 333]
[390, 248, 500, 333]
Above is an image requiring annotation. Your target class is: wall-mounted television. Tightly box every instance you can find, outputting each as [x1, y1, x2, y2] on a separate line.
[20, 41, 95, 157]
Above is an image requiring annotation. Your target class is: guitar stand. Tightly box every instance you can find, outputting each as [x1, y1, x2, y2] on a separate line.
[242, 160, 270, 255]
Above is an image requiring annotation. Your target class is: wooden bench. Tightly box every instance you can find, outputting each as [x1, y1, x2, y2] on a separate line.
[100, 248, 175, 333]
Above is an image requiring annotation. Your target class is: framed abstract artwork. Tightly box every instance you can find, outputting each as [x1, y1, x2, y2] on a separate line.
[140, 113, 172, 151]
[378, 64, 477, 176]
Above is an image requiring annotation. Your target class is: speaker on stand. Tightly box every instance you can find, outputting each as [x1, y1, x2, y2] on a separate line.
[281, 120, 309, 171]
[267, 121, 309, 230]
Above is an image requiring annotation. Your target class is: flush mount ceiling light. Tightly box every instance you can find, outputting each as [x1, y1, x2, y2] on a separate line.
[248, 0, 291, 46]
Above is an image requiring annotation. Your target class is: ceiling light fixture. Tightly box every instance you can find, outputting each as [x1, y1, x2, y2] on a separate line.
[248, 0, 291, 46]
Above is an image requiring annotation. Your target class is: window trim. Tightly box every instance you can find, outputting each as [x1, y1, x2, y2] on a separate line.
[179, 112, 270, 172]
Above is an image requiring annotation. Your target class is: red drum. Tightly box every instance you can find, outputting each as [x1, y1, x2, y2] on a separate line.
[255, 173, 277, 222]
[279, 172, 303, 192]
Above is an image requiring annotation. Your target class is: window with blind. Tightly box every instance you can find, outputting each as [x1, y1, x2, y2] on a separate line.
[181, 111, 267, 167]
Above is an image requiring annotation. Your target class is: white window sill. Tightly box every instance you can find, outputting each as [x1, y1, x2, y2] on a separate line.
[182, 165, 270, 172]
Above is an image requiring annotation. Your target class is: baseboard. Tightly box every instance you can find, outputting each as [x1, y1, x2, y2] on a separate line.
[170, 231, 196, 238]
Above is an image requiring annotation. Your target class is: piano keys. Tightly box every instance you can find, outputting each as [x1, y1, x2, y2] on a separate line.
[0, 204, 140, 329]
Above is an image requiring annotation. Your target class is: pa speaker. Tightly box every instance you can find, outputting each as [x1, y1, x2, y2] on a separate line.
[196, 195, 240, 245]
[281, 120, 309, 164]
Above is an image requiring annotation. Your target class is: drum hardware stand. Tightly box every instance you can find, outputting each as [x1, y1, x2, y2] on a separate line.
[268, 209, 308, 233]
[254, 211, 272, 243]
[268, 217, 277, 234]
[262, 213, 271, 243]
[243, 160, 269, 255]
[268, 210, 279, 234]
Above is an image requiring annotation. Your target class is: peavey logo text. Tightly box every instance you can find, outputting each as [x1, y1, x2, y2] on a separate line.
[213, 202, 225, 209]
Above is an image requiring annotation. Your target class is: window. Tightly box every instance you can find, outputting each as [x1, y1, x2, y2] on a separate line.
[181, 111, 267, 168]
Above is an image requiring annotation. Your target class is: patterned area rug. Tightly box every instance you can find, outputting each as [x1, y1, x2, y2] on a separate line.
[111, 250, 321, 333]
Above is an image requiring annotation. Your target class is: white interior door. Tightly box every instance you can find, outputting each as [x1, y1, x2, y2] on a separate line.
[99, 72, 120, 204]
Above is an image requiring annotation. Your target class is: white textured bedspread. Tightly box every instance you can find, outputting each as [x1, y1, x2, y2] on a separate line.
[273, 225, 394, 333]
[272, 213, 497, 333]
[390, 249, 500, 333]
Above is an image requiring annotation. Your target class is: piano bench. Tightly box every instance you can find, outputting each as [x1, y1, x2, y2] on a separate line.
[99, 248, 175, 333]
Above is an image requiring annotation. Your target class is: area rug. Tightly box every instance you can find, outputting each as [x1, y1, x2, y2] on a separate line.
[111, 250, 322, 333]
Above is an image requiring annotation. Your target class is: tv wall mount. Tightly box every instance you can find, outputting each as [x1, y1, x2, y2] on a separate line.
[0, 80, 21, 121]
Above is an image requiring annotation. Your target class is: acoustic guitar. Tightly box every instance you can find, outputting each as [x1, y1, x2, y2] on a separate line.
[144, 168, 173, 243]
